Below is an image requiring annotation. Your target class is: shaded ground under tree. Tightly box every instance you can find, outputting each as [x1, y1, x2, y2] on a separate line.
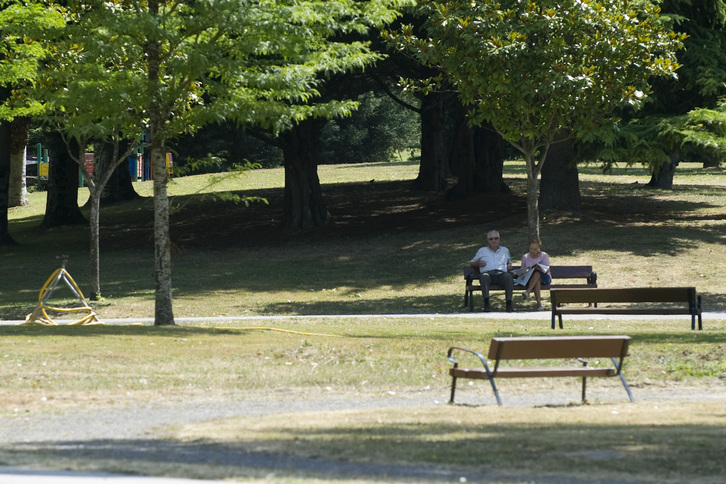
[59, 169, 713, 255]
[99, 180, 527, 251]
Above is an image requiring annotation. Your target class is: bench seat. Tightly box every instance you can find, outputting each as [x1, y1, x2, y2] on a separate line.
[463, 265, 597, 311]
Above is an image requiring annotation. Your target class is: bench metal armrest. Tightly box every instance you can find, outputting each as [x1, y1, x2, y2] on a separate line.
[447, 346, 501, 406]
[447, 347, 491, 372]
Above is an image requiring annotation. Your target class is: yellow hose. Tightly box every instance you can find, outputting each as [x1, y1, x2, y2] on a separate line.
[234, 326, 341, 337]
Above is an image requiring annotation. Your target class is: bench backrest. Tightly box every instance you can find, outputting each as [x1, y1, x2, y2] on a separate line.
[549, 265, 594, 279]
[487, 336, 631, 360]
[464, 265, 594, 280]
[551, 287, 697, 305]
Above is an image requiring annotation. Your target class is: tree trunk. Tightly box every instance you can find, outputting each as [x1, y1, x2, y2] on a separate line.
[151, 135, 174, 325]
[702, 152, 721, 169]
[446, 104, 475, 198]
[42, 132, 86, 228]
[523, 139, 546, 242]
[9, 117, 30, 207]
[448, 107, 508, 199]
[539, 135, 581, 211]
[526, 157, 541, 243]
[97, 140, 139, 204]
[412, 92, 447, 192]
[647, 150, 678, 189]
[0, 121, 15, 246]
[86, 140, 132, 301]
[280, 118, 331, 230]
[88, 188, 102, 300]
[148, 0, 175, 326]
[472, 124, 508, 193]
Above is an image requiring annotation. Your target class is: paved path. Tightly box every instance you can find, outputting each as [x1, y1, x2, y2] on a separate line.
[0, 467, 231, 483]
[2, 310, 725, 325]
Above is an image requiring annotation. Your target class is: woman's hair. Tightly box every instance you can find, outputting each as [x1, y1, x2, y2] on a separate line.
[529, 238, 542, 247]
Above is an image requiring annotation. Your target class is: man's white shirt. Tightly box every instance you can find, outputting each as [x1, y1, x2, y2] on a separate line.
[470, 246, 511, 272]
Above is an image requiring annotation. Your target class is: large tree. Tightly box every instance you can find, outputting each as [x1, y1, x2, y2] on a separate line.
[598, 1, 726, 186]
[34, 2, 151, 299]
[0, 0, 64, 246]
[37, 0, 408, 324]
[395, 0, 684, 240]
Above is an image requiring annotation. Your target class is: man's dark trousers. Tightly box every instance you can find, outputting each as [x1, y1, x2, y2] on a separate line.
[479, 270, 514, 302]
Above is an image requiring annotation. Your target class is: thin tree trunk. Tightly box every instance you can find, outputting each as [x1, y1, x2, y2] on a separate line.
[88, 188, 102, 300]
[280, 118, 331, 230]
[524, 141, 546, 242]
[86, 141, 131, 300]
[151, 133, 174, 325]
[9, 117, 30, 207]
[526, 162, 541, 242]
[0, 121, 14, 246]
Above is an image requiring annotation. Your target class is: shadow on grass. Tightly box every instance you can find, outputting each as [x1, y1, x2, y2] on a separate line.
[260, 294, 472, 316]
[2, 420, 724, 482]
[3, 176, 726, 320]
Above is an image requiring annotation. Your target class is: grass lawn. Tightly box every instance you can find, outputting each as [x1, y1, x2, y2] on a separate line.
[1, 159, 725, 482]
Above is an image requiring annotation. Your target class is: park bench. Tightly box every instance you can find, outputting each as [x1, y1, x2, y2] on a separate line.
[463, 265, 597, 311]
[550, 287, 703, 330]
[447, 335, 634, 406]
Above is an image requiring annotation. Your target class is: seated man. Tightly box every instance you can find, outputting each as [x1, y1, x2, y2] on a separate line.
[469, 230, 514, 312]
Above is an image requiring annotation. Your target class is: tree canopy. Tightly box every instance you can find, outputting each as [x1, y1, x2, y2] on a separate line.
[393, 0, 684, 240]
[599, 0, 726, 177]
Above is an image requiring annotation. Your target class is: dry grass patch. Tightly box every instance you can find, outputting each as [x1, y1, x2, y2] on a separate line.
[173, 402, 726, 483]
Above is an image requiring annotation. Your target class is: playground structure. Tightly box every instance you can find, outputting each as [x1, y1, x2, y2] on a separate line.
[26, 142, 173, 189]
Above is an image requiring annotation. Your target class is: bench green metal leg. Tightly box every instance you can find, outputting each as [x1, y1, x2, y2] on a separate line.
[612, 357, 635, 403]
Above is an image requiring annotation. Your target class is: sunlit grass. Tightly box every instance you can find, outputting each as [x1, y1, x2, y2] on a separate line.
[1, 318, 724, 482]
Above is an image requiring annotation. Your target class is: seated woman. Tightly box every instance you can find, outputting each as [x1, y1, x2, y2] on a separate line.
[520, 239, 552, 311]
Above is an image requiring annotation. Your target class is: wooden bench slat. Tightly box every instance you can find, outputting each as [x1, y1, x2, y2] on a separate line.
[487, 336, 630, 360]
[552, 287, 697, 304]
[451, 367, 617, 379]
[556, 308, 694, 315]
